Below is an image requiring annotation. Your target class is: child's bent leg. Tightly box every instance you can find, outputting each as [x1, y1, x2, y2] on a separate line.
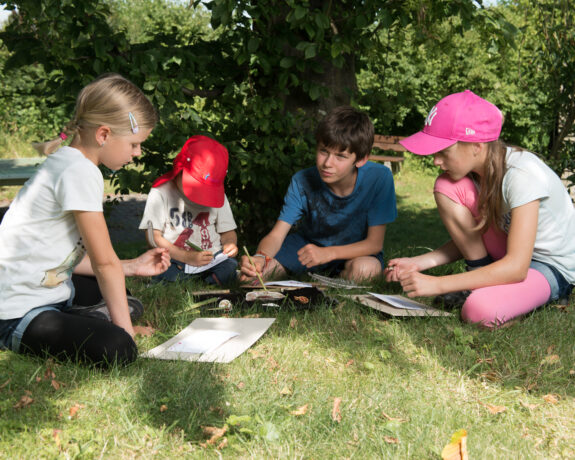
[341, 256, 382, 281]
[205, 258, 238, 285]
[20, 311, 138, 367]
[461, 268, 551, 327]
[434, 174, 507, 261]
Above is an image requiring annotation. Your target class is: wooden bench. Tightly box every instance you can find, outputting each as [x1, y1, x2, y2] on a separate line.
[371, 134, 406, 173]
[0, 157, 46, 186]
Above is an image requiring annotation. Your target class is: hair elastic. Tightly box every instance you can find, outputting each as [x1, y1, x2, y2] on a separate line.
[128, 112, 139, 134]
[58, 132, 68, 140]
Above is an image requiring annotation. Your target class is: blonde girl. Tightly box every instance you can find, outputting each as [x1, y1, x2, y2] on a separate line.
[0, 74, 170, 366]
[385, 90, 575, 327]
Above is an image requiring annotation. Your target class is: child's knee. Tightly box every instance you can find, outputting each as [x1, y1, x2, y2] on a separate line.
[342, 257, 382, 280]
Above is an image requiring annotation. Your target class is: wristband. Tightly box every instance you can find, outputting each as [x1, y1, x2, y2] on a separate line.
[253, 253, 271, 270]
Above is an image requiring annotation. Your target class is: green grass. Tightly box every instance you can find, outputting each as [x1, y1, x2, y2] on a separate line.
[2, 159, 575, 459]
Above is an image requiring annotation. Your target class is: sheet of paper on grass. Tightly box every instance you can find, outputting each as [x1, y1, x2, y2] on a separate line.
[345, 293, 452, 317]
[185, 252, 228, 274]
[141, 318, 276, 363]
[264, 280, 313, 288]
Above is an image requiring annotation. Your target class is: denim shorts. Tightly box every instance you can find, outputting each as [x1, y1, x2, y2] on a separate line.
[275, 232, 385, 275]
[530, 259, 573, 302]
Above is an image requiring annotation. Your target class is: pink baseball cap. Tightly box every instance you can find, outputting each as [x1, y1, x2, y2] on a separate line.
[152, 135, 229, 207]
[400, 90, 503, 155]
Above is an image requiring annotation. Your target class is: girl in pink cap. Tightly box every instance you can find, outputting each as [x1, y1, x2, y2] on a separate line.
[385, 90, 575, 327]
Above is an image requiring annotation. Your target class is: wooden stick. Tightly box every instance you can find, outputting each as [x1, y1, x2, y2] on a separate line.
[243, 246, 268, 291]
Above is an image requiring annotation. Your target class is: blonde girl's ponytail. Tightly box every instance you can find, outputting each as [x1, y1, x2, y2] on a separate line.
[32, 73, 157, 155]
[475, 139, 507, 233]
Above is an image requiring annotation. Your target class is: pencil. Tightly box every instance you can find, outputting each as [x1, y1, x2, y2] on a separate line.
[243, 246, 268, 291]
[185, 240, 202, 251]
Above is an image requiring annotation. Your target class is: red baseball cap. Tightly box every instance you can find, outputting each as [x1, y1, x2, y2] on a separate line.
[152, 135, 229, 207]
[400, 90, 503, 155]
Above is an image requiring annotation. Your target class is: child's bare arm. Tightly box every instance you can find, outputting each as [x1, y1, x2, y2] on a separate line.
[74, 210, 134, 336]
[220, 230, 238, 257]
[150, 229, 214, 266]
[298, 224, 386, 268]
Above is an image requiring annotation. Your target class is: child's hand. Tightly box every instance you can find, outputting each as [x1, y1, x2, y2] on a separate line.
[126, 248, 171, 277]
[398, 271, 442, 298]
[384, 257, 419, 282]
[189, 250, 214, 266]
[239, 254, 265, 279]
[297, 244, 332, 268]
[222, 243, 238, 258]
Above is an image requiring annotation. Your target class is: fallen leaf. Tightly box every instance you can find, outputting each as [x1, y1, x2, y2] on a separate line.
[216, 437, 228, 450]
[441, 429, 468, 460]
[236, 381, 245, 390]
[52, 429, 62, 449]
[68, 403, 85, 418]
[384, 436, 399, 444]
[350, 320, 358, 332]
[35, 376, 42, 383]
[382, 411, 406, 422]
[331, 397, 342, 423]
[569, 369, 575, 376]
[485, 404, 507, 414]
[0, 379, 10, 390]
[290, 404, 309, 416]
[248, 349, 264, 359]
[279, 386, 292, 396]
[541, 354, 560, 366]
[13, 394, 34, 409]
[44, 366, 55, 380]
[267, 357, 279, 369]
[133, 325, 155, 337]
[479, 371, 500, 382]
[347, 431, 359, 446]
[51, 380, 64, 390]
[160, 404, 168, 412]
[546, 345, 556, 354]
[345, 359, 354, 367]
[543, 394, 559, 404]
[520, 401, 538, 410]
[289, 317, 298, 328]
[202, 426, 227, 445]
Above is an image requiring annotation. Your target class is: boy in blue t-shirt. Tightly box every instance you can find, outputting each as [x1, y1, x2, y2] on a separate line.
[240, 106, 397, 282]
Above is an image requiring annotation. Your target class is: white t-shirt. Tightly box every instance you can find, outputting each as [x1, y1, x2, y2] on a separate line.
[0, 147, 104, 319]
[139, 181, 236, 254]
[502, 148, 575, 283]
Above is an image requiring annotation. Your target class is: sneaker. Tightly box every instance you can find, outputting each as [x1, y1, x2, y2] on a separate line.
[67, 296, 144, 322]
[433, 290, 471, 310]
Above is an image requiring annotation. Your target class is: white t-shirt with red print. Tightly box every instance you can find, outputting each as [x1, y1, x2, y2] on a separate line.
[139, 181, 236, 255]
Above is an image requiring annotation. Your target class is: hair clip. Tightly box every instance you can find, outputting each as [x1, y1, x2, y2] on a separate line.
[58, 132, 68, 140]
[128, 112, 139, 134]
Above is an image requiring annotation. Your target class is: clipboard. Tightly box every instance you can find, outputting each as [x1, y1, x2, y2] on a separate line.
[344, 293, 452, 317]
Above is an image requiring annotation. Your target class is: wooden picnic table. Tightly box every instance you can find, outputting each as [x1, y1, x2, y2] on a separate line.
[0, 157, 45, 186]
[370, 134, 406, 173]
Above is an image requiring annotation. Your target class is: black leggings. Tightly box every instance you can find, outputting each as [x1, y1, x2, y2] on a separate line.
[19, 275, 137, 367]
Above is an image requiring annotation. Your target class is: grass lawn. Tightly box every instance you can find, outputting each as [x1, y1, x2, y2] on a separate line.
[1, 158, 575, 459]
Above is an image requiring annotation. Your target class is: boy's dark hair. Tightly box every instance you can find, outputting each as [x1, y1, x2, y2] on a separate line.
[315, 106, 374, 161]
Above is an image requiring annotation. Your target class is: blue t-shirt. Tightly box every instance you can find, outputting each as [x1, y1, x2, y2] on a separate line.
[278, 161, 397, 247]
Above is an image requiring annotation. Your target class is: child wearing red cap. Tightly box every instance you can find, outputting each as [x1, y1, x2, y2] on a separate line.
[139, 135, 239, 285]
[385, 90, 575, 327]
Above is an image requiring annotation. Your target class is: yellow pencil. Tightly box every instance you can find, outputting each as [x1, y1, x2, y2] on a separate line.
[243, 246, 268, 291]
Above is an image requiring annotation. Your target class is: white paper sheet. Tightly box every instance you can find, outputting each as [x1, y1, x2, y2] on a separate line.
[167, 329, 239, 354]
[264, 280, 313, 288]
[368, 292, 425, 310]
[184, 252, 229, 274]
[141, 318, 276, 363]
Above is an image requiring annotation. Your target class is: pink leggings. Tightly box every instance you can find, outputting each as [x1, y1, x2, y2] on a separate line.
[434, 174, 551, 327]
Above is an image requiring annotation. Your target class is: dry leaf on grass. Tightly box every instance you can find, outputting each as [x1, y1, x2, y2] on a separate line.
[52, 429, 62, 449]
[248, 349, 265, 359]
[542, 394, 559, 404]
[13, 393, 34, 409]
[541, 354, 560, 366]
[331, 397, 342, 423]
[290, 404, 309, 416]
[134, 325, 155, 337]
[382, 411, 407, 422]
[485, 404, 507, 414]
[441, 429, 468, 460]
[289, 317, 298, 328]
[350, 320, 358, 332]
[68, 403, 85, 419]
[216, 437, 228, 450]
[160, 404, 168, 412]
[520, 401, 538, 410]
[0, 379, 11, 390]
[384, 436, 399, 444]
[51, 380, 65, 390]
[280, 386, 292, 396]
[201, 426, 227, 446]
